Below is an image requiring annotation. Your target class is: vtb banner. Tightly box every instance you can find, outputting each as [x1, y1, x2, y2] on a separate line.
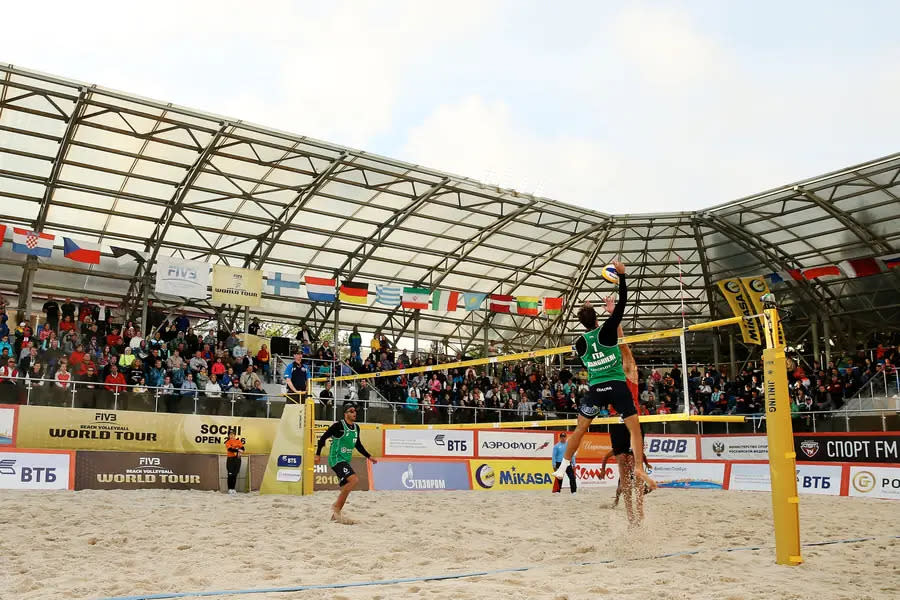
[155, 257, 210, 299]
[717, 279, 762, 345]
[741, 276, 785, 347]
[212, 265, 263, 307]
[15, 406, 277, 454]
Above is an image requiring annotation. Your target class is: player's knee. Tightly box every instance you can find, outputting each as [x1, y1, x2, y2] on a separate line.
[346, 474, 359, 488]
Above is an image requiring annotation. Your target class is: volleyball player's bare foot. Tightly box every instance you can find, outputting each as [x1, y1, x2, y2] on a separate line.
[636, 470, 657, 490]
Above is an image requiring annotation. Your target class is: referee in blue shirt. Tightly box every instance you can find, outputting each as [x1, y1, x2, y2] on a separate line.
[552, 432, 577, 494]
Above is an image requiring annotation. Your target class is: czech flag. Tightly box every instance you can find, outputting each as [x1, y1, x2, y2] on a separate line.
[63, 237, 101, 264]
[12, 228, 54, 258]
[304, 276, 336, 302]
[339, 281, 369, 305]
[879, 254, 900, 271]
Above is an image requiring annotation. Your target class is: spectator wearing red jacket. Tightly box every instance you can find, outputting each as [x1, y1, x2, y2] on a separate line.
[104, 364, 126, 393]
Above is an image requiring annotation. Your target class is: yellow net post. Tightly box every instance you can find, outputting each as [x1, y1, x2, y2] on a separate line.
[302, 398, 316, 496]
[762, 307, 802, 565]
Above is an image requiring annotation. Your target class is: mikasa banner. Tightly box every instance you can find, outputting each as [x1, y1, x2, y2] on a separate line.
[155, 257, 210, 299]
[716, 279, 762, 345]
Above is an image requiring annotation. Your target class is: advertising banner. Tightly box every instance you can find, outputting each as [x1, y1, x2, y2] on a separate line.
[15, 406, 278, 454]
[371, 460, 470, 491]
[74, 451, 219, 490]
[573, 432, 612, 460]
[728, 462, 842, 496]
[155, 257, 210, 299]
[212, 265, 263, 307]
[0, 404, 16, 446]
[716, 279, 762, 345]
[313, 458, 370, 491]
[384, 429, 474, 457]
[794, 434, 900, 464]
[314, 421, 383, 458]
[741, 276, 784, 346]
[469, 459, 554, 491]
[646, 462, 725, 489]
[700, 435, 769, 461]
[572, 462, 619, 490]
[0, 449, 73, 490]
[645, 435, 697, 461]
[477, 431, 554, 458]
[848, 466, 900, 500]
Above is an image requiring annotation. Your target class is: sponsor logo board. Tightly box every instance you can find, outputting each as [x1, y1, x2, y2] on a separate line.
[0, 450, 72, 490]
[728, 463, 841, 495]
[572, 462, 619, 489]
[646, 462, 725, 489]
[372, 460, 470, 491]
[794, 435, 899, 464]
[848, 466, 900, 500]
[74, 451, 218, 490]
[470, 459, 554, 491]
[700, 435, 769, 461]
[313, 458, 370, 491]
[573, 433, 612, 460]
[384, 429, 474, 457]
[0, 405, 16, 445]
[645, 435, 697, 460]
[477, 431, 554, 458]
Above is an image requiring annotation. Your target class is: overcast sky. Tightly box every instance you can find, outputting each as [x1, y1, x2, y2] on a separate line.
[3, 1, 899, 214]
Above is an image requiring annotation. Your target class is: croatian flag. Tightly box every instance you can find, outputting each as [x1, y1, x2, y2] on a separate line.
[879, 254, 900, 271]
[63, 237, 101, 264]
[304, 276, 336, 302]
[12, 228, 54, 258]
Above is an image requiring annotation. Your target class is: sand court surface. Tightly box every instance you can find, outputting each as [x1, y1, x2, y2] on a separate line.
[1, 488, 897, 600]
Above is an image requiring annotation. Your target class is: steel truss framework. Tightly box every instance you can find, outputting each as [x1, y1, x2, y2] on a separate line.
[0, 65, 898, 357]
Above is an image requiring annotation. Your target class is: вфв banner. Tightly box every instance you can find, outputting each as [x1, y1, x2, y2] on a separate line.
[313, 458, 370, 491]
[701, 435, 769, 461]
[212, 265, 263, 307]
[384, 429, 474, 457]
[794, 434, 899, 464]
[572, 462, 619, 489]
[647, 462, 725, 489]
[571, 432, 612, 460]
[645, 435, 697, 461]
[0, 404, 17, 446]
[155, 257, 210, 299]
[0, 449, 73, 490]
[15, 406, 277, 454]
[371, 460, 470, 491]
[477, 431, 554, 458]
[848, 466, 900, 500]
[74, 451, 219, 490]
[728, 463, 842, 496]
[469, 459, 554, 491]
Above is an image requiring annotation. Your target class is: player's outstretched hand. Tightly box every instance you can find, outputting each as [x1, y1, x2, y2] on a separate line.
[604, 295, 615, 313]
[612, 260, 626, 274]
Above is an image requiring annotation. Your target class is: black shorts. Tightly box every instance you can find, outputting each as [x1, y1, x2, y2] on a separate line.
[579, 380, 637, 419]
[332, 461, 355, 487]
[610, 423, 645, 456]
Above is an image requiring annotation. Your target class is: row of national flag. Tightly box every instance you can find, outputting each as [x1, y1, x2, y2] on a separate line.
[264, 273, 564, 317]
[764, 254, 900, 284]
[0, 225, 101, 264]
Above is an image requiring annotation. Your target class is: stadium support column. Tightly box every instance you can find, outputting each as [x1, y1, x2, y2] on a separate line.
[333, 304, 340, 350]
[712, 333, 720, 372]
[811, 320, 820, 367]
[729, 333, 736, 378]
[483, 313, 490, 359]
[18, 256, 38, 322]
[823, 318, 831, 365]
[414, 311, 420, 358]
[243, 306, 250, 333]
[139, 270, 151, 335]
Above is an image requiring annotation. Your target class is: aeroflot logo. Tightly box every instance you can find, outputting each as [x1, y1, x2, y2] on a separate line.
[481, 440, 551, 451]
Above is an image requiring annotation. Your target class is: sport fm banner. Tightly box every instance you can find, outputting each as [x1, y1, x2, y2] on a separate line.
[383, 429, 474, 457]
[74, 451, 219, 491]
[470, 459, 554, 491]
[848, 466, 900, 500]
[15, 406, 278, 454]
[740, 276, 784, 346]
[0, 449, 74, 490]
[477, 431, 554, 458]
[728, 463, 841, 496]
[155, 256, 210, 299]
[371, 459, 470, 491]
[716, 279, 762, 345]
[646, 462, 725, 489]
[794, 434, 899, 464]
[212, 265, 263, 307]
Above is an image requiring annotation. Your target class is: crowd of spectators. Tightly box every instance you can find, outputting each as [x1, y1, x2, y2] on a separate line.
[0, 296, 273, 414]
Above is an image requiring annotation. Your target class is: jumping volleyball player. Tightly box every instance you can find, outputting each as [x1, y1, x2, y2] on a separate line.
[553, 260, 656, 492]
[315, 402, 377, 524]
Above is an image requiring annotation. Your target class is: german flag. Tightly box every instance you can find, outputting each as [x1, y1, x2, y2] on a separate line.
[339, 281, 369, 305]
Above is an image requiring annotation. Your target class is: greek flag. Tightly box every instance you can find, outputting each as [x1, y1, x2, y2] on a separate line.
[375, 285, 402, 307]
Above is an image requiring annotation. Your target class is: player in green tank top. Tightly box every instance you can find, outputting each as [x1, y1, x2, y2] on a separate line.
[553, 260, 657, 493]
[316, 402, 377, 524]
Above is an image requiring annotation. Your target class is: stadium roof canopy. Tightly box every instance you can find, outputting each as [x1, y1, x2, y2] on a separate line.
[1, 64, 898, 355]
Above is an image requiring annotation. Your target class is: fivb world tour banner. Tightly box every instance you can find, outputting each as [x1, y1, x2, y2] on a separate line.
[212, 264, 264, 307]
[155, 256, 210, 299]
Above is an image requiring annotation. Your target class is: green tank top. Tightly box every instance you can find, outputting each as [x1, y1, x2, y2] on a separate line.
[328, 421, 358, 468]
[579, 328, 626, 385]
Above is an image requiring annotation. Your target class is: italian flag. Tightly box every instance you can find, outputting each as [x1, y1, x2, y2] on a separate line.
[516, 296, 539, 316]
[402, 287, 430, 310]
[431, 289, 459, 311]
[543, 297, 563, 316]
